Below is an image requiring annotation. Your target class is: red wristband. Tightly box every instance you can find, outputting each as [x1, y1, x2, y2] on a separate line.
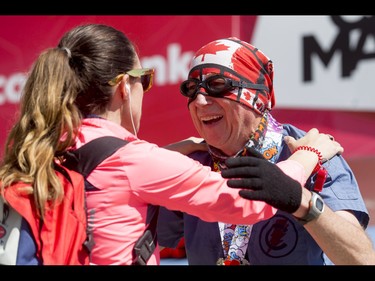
[293, 145, 327, 192]
[294, 145, 322, 173]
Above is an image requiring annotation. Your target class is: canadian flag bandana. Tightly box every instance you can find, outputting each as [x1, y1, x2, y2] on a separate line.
[188, 37, 275, 114]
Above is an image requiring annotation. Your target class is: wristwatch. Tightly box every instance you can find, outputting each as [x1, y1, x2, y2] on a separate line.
[297, 191, 325, 225]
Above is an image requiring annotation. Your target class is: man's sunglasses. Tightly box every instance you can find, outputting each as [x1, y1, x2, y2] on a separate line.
[180, 75, 267, 100]
[108, 68, 155, 93]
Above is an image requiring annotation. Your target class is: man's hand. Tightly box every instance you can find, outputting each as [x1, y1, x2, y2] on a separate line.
[221, 147, 302, 213]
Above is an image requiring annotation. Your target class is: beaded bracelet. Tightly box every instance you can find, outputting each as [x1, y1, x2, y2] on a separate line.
[293, 145, 327, 192]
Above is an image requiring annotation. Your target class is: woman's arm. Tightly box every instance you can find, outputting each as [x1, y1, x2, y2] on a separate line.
[163, 137, 208, 155]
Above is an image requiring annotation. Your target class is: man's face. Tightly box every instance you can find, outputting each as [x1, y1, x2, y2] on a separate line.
[188, 91, 261, 156]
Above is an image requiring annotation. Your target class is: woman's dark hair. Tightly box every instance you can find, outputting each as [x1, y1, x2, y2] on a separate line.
[58, 23, 137, 116]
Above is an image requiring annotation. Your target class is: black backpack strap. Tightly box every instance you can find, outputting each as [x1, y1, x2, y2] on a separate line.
[62, 136, 158, 265]
[132, 204, 159, 265]
[61, 136, 128, 254]
[63, 136, 128, 177]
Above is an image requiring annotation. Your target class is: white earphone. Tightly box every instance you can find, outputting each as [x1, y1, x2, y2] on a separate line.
[125, 83, 131, 93]
[126, 83, 137, 138]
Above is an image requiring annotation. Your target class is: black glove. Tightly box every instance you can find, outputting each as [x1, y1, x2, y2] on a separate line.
[221, 147, 302, 213]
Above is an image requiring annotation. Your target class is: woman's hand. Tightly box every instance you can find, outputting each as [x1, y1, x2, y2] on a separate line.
[164, 137, 208, 155]
[284, 128, 344, 162]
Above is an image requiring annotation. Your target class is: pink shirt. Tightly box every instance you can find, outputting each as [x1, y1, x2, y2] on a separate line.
[75, 118, 306, 265]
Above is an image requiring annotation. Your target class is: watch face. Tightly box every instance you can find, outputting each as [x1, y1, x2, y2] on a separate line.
[296, 192, 325, 225]
[316, 197, 324, 211]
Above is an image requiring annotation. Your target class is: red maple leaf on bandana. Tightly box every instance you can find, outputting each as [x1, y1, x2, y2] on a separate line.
[194, 42, 230, 62]
[243, 91, 251, 101]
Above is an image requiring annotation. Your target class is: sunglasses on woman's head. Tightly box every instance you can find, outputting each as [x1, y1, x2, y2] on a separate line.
[108, 68, 155, 93]
[180, 75, 267, 100]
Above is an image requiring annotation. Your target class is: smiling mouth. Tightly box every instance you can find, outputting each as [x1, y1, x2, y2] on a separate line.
[201, 115, 223, 125]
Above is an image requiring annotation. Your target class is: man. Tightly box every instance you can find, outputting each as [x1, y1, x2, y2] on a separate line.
[157, 37, 374, 265]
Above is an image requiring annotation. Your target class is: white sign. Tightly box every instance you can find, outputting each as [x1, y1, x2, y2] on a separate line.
[252, 15, 375, 112]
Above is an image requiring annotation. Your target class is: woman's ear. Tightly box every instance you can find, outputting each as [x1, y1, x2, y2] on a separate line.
[119, 75, 130, 100]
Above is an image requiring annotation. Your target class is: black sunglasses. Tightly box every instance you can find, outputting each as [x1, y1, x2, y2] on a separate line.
[180, 75, 268, 100]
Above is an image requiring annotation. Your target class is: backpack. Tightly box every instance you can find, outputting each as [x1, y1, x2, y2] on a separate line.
[0, 136, 128, 265]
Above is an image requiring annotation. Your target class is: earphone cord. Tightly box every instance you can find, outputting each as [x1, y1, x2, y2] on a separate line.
[128, 91, 137, 138]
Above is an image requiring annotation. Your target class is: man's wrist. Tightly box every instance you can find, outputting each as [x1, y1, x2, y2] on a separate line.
[295, 191, 325, 225]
